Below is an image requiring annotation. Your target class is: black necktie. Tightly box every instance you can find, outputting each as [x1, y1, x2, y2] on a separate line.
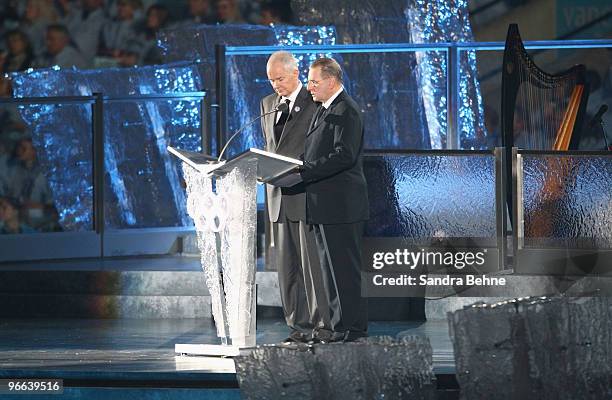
[274, 99, 291, 143]
[312, 105, 325, 128]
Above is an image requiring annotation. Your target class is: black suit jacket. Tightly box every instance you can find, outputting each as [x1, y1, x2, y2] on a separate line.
[301, 90, 369, 224]
[260, 86, 317, 222]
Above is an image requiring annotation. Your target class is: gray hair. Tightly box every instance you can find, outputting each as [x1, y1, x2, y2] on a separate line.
[310, 57, 343, 83]
[267, 51, 298, 72]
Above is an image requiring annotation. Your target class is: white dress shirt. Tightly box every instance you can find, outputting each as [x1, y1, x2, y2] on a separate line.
[322, 86, 344, 109]
[276, 83, 302, 123]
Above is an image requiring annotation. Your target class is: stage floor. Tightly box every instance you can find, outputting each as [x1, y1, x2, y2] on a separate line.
[0, 318, 455, 385]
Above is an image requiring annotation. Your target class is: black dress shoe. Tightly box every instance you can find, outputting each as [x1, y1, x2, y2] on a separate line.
[309, 330, 368, 344]
[309, 330, 344, 344]
[281, 331, 310, 344]
[306, 336, 323, 345]
[308, 337, 338, 345]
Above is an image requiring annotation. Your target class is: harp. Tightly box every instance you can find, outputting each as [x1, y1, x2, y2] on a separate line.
[501, 23, 589, 152]
[500, 24, 589, 230]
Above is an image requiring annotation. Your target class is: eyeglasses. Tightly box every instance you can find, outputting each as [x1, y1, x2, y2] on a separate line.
[307, 77, 330, 87]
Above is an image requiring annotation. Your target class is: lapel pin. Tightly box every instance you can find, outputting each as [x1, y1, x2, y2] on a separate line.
[294, 106, 300, 113]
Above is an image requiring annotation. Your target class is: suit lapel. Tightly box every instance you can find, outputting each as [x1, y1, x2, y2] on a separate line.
[306, 91, 346, 136]
[266, 94, 281, 148]
[277, 87, 307, 147]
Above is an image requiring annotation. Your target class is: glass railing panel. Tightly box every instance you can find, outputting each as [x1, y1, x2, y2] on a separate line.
[226, 48, 448, 156]
[521, 152, 612, 249]
[103, 97, 205, 229]
[0, 101, 94, 235]
[364, 151, 497, 240]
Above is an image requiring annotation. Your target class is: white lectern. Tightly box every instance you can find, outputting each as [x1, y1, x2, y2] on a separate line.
[169, 147, 302, 356]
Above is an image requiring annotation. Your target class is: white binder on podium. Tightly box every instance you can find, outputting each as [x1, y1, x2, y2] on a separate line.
[168, 146, 302, 187]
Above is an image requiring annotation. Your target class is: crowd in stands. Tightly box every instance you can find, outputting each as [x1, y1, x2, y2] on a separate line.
[0, 0, 293, 234]
[0, 0, 294, 71]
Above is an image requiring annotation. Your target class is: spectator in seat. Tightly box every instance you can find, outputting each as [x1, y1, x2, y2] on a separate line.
[0, 196, 35, 234]
[182, 0, 217, 25]
[59, 0, 106, 62]
[0, 2, 21, 41]
[0, 140, 10, 197]
[0, 30, 34, 73]
[138, 3, 169, 65]
[6, 137, 54, 229]
[216, 0, 245, 24]
[34, 24, 87, 69]
[19, 0, 59, 58]
[100, 0, 143, 58]
[116, 39, 142, 67]
[259, 0, 293, 25]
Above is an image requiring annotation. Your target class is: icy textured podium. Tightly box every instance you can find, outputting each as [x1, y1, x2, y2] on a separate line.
[177, 160, 258, 354]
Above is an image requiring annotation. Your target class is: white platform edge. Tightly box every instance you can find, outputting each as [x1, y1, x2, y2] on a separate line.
[175, 343, 241, 357]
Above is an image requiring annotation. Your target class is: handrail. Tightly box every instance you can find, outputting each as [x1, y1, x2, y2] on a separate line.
[517, 150, 612, 156]
[0, 95, 95, 104]
[225, 43, 452, 55]
[0, 92, 206, 105]
[103, 92, 206, 102]
[364, 149, 495, 156]
[224, 39, 612, 56]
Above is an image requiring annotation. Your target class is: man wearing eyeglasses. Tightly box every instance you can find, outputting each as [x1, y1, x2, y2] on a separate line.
[299, 57, 369, 343]
[260, 51, 328, 344]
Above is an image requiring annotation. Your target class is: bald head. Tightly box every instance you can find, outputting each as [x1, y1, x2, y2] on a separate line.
[266, 51, 300, 97]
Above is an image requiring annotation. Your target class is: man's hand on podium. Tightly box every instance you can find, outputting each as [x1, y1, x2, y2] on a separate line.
[269, 166, 303, 187]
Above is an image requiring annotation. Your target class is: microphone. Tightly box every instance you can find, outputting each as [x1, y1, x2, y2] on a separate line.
[217, 101, 289, 162]
[589, 104, 608, 128]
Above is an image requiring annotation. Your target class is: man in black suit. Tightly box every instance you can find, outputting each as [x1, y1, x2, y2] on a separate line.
[260, 51, 328, 343]
[300, 57, 369, 343]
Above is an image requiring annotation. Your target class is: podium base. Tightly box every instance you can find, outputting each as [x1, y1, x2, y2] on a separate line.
[175, 343, 241, 357]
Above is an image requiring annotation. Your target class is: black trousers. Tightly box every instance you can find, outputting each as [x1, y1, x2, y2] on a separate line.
[312, 221, 368, 336]
[273, 219, 329, 334]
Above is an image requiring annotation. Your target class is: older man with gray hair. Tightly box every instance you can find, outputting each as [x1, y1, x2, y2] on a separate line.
[260, 51, 328, 344]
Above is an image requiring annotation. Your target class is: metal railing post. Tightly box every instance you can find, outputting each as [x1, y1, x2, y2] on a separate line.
[495, 147, 507, 270]
[200, 95, 212, 154]
[92, 92, 105, 256]
[447, 45, 460, 149]
[215, 44, 227, 158]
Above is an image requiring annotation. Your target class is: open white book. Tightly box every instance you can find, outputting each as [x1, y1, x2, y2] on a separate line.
[168, 146, 303, 187]
[167, 146, 224, 175]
